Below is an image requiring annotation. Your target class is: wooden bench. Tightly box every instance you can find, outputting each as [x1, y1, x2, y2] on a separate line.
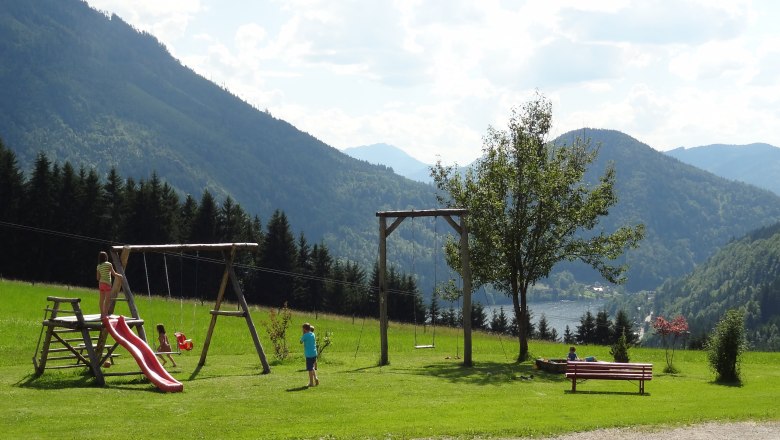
[565, 361, 653, 394]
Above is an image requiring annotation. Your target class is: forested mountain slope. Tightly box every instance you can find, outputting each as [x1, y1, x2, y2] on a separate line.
[0, 0, 436, 269]
[652, 222, 780, 350]
[554, 129, 780, 291]
[666, 143, 780, 196]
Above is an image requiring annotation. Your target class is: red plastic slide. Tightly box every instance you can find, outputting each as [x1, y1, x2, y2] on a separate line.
[102, 316, 184, 392]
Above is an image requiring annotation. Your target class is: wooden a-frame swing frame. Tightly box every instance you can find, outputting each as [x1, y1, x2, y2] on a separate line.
[376, 208, 473, 367]
[109, 242, 270, 374]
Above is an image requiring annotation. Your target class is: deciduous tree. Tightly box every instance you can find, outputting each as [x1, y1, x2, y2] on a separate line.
[432, 92, 644, 361]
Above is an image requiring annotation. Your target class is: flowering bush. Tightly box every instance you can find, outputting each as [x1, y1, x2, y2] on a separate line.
[652, 315, 688, 373]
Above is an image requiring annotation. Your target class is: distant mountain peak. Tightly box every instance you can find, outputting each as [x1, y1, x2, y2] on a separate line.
[343, 143, 432, 182]
[665, 142, 780, 196]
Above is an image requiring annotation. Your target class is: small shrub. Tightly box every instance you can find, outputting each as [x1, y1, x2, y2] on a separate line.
[652, 315, 688, 373]
[707, 309, 747, 383]
[263, 302, 293, 361]
[317, 330, 333, 359]
[610, 329, 630, 363]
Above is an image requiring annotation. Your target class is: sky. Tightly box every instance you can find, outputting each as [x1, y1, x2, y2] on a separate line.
[84, 0, 780, 165]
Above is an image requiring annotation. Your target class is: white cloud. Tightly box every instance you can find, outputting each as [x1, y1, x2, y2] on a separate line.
[83, 0, 780, 163]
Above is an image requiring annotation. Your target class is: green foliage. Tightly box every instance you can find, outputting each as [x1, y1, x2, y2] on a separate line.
[707, 309, 747, 383]
[316, 330, 332, 359]
[576, 311, 597, 344]
[652, 222, 780, 351]
[610, 329, 631, 363]
[432, 93, 644, 361]
[263, 302, 293, 361]
[563, 325, 575, 344]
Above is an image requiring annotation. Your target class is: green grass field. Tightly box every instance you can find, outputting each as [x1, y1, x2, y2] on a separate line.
[0, 279, 778, 439]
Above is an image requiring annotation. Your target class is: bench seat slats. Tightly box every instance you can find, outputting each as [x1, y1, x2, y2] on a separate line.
[565, 361, 653, 394]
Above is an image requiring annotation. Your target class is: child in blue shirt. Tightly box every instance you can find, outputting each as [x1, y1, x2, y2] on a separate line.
[300, 323, 319, 386]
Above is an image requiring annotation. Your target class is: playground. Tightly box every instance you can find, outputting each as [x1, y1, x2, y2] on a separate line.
[2, 279, 779, 439]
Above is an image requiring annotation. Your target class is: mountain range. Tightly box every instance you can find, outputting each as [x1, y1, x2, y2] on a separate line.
[666, 143, 780, 196]
[343, 144, 433, 182]
[2, 0, 780, 295]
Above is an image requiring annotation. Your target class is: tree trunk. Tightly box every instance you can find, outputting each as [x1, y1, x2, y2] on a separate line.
[511, 276, 530, 361]
[519, 284, 529, 361]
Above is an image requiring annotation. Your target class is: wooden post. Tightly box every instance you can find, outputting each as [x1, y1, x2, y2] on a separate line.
[376, 209, 468, 366]
[379, 216, 389, 366]
[72, 300, 105, 386]
[225, 246, 271, 373]
[460, 214, 473, 367]
[34, 300, 60, 375]
[198, 249, 232, 368]
[110, 248, 146, 342]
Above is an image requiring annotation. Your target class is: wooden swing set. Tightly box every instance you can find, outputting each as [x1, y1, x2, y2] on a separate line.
[376, 208, 473, 367]
[32, 242, 271, 386]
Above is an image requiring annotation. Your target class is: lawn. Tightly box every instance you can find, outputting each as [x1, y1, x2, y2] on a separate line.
[0, 279, 778, 439]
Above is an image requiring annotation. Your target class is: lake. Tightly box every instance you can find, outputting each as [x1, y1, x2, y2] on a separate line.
[483, 299, 606, 336]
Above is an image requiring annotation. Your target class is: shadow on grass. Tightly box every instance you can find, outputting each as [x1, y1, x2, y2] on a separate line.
[16, 372, 159, 393]
[285, 385, 310, 392]
[564, 389, 652, 396]
[413, 361, 569, 385]
[188, 363, 265, 382]
[709, 379, 744, 388]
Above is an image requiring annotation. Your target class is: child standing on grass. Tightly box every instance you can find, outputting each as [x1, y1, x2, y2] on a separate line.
[156, 324, 177, 367]
[96, 251, 121, 319]
[300, 322, 319, 387]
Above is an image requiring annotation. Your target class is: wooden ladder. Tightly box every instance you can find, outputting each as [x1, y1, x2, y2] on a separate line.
[32, 297, 109, 385]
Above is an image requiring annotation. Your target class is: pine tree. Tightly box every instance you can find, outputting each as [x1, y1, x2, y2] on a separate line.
[260, 209, 298, 307]
[576, 311, 597, 344]
[537, 313, 551, 341]
[595, 309, 613, 345]
[563, 325, 575, 344]
[292, 233, 312, 309]
[471, 302, 487, 330]
[613, 309, 637, 345]
[0, 140, 26, 276]
[490, 307, 510, 334]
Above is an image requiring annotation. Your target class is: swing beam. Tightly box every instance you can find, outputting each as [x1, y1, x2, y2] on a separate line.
[376, 209, 472, 367]
[110, 242, 271, 374]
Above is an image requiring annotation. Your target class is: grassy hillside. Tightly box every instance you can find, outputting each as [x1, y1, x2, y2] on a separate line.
[1, 279, 778, 439]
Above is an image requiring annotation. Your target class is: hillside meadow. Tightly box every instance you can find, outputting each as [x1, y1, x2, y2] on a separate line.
[0, 279, 777, 439]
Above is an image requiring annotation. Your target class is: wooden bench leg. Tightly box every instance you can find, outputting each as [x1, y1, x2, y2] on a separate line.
[571, 378, 576, 392]
[639, 380, 644, 394]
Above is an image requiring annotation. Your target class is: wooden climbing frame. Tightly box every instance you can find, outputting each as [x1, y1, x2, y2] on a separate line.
[109, 243, 270, 373]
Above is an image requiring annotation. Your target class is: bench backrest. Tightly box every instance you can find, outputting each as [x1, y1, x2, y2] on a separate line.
[566, 361, 653, 377]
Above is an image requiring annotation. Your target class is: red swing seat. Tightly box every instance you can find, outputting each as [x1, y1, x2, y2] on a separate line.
[174, 332, 194, 351]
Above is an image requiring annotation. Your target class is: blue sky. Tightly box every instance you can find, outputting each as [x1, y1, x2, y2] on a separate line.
[86, 0, 780, 165]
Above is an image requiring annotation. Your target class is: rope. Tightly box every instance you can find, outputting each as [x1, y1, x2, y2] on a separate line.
[163, 254, 172, 301]
[143, 252, 152, 302]
[179, 251, 184, 331]
[353, 315, 366, 360]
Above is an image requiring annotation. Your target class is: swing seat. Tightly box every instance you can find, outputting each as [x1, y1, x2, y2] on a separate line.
[175, 332, 194, 351]
[414, 344, 435, 349]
